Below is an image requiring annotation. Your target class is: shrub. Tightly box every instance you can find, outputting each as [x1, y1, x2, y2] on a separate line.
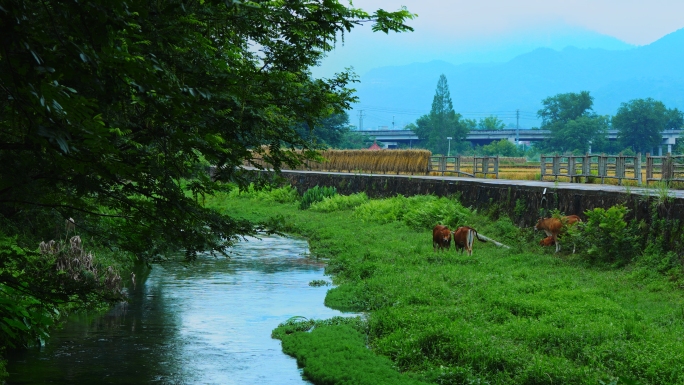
[309, 192, 369, 212]
[353, 195, 472, 230]
[569, 205, 639, 265]
[353, 195, 408, 224]
[299, 185, 337, 210]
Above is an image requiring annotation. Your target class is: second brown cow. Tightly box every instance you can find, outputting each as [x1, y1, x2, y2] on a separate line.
[452, 226, 484, 256]
[433, 225, 452, 251]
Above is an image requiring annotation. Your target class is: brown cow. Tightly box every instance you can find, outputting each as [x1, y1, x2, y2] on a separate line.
[534, 215, 582, 253]
[452, 226, 484, 256]
[433, 225, 452, 251]
[539, 236, 555, 247]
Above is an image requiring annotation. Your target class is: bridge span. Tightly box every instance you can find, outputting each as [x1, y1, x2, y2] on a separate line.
[358, 129, 682, 154]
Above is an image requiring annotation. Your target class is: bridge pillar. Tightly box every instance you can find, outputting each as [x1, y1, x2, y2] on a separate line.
[659, 146, 663, 156]
[668, 144, 672, 154]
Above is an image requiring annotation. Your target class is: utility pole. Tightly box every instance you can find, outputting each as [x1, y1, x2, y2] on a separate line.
[358, 110, 364, 130]
[516, 109, 520, 144]
[392, 115, 395, 130]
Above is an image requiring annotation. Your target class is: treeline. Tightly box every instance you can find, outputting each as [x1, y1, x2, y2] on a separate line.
[402, 74, 684, 157]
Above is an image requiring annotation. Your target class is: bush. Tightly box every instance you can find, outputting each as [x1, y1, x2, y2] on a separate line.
[569, 205, 639, 265]
[299, 185, 337, 210]
[309, 192, 369, 212]
[353, 195, 472, 230]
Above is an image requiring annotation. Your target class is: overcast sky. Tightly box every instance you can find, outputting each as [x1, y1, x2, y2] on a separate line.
[313, 0, 684, 77]
[354, 0, 684, 45]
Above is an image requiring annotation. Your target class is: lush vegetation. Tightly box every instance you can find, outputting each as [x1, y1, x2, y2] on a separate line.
[209, 185, 684, 385]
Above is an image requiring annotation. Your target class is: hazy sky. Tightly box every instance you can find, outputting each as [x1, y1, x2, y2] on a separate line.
[313, 0, 684, 77]
[354, 0, 684, 45]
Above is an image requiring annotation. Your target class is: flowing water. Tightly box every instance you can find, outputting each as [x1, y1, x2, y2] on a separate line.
[7, 235, 348, 384]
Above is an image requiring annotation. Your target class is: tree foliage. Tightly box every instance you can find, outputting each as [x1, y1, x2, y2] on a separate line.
[613, 98, 677, 153]
[537, 91, 608, 153]
[297, 112, 353, 148]
[476, 116, 506, 130]
[0, 0, 414, 348]
[478, 139, 521, 157]
[410, 74, 469, 154]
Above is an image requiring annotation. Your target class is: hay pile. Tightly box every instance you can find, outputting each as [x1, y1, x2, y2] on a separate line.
[250, 149, 432, 174]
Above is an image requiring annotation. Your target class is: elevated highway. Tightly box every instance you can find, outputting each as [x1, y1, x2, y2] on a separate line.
[358, 129, 683, 154]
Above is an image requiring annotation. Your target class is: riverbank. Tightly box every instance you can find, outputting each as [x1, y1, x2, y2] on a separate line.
[207, 186, 684, 385]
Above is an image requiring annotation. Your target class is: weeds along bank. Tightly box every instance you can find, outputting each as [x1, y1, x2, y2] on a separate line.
[0, 224, 136, 380]
[207, 184, 684, 385]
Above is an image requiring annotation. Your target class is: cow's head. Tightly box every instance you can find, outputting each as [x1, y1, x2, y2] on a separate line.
[533, 217, 545, 232]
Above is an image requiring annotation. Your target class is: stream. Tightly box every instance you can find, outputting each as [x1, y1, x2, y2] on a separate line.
[7, 235, 346, 384]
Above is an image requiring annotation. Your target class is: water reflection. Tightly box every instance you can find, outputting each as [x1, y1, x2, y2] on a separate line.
[7, 236, 345, 384]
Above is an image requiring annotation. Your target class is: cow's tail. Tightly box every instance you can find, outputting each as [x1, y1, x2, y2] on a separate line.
[472, 229, 487, 243]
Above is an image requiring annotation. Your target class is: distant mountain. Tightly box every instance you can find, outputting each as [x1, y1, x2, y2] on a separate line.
[351, 28, 684, 129]
[312, 23, 634, 80]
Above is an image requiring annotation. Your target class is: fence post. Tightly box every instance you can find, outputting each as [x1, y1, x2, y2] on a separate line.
[664, 153, 673, 182]
[636, 153, 642, 186]
[540, 154, 546, 181]
[583, 153, 590, 183]
[617, 153, 623, 186]
[645, 153, 652, 185]
[440, 155, 445, 176]
[552, 154, 560, 181]
[599, 153, 606, 184]
[567, 155, 575, 183]
[456, 156, 461, 176]
[494, 155, 499, 179]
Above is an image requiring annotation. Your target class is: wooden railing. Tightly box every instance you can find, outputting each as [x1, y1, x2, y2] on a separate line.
[540, 153, 684, 185]
[428, 155, 499, 178]
[646, 154, 684, 184]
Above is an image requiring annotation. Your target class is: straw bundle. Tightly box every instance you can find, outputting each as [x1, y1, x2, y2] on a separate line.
[248, 149, 432, 174]
[313, 149, 432, 174]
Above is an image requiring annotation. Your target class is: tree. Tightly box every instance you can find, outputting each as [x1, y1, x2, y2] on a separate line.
[539, 91, 594, 125]
[0, 0, 414, 347]
[478, 139, 521, 157]
[336, 131, 379, 149]
[477, 116, 506, 130]
[297, 112, 353, 148]
[410, 75, 469, 154]
[537, 91, 607, 153]
[613, 98, 676, 153]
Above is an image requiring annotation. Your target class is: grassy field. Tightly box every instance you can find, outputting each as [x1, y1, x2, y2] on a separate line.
[207, 187, 684, 385]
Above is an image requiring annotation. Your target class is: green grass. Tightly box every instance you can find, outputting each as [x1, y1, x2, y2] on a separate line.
[206, 188, 684, 385]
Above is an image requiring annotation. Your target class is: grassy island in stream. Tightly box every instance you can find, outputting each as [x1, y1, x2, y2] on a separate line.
[206, 185, 684, 385]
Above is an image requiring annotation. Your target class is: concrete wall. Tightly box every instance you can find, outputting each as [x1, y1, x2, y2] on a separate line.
[271, 171, 684, 230]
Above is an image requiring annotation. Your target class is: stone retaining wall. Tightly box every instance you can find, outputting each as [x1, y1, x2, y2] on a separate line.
[269, 171, 684, 230]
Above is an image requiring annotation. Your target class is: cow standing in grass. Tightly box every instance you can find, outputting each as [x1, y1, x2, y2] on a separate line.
[534, 215, 582, 253]
[452, 226, 484, 256]
[433, 225, 452, 252]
